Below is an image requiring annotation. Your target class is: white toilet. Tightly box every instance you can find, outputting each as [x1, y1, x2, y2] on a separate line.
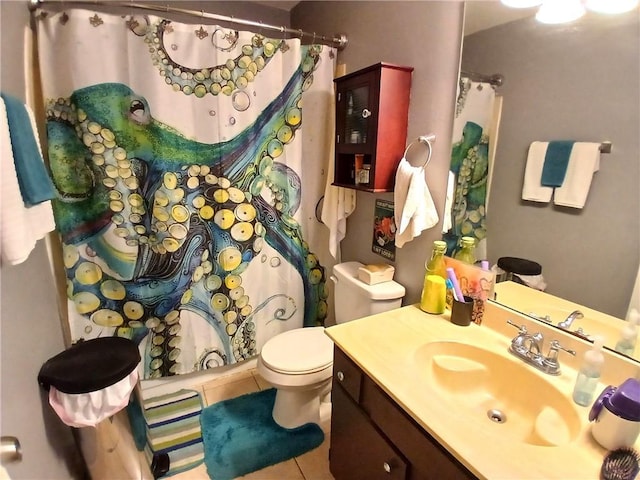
[257, 261, 405, 428]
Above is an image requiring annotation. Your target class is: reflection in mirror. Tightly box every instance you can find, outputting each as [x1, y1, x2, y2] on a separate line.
[443, 72, 499, 260]
[493, 281, 639, 362]
[459, 2, 639, 362]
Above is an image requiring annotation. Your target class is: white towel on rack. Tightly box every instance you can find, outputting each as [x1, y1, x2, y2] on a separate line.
[521, 141, 553, 203]
[394, 157, 438, 248]
[0, 97, 56, 266]
[553, 142, 601, 208]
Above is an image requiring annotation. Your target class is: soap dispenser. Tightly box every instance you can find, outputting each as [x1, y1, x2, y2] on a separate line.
[572, 335, 605, 407]
[614, 308, 639, 356]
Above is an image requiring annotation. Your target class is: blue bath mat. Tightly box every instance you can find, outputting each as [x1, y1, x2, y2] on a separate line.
[201, 388, 324, 480]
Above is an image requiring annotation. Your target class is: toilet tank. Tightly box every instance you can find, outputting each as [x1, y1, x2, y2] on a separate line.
[331, 262, 406, 324]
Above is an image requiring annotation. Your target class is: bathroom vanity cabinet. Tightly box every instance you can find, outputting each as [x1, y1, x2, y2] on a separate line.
[333, 63, 413, 192]
[329, 347, 476, 480]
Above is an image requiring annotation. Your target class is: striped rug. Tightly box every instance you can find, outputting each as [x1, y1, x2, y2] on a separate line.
[140, 389, 205, 477]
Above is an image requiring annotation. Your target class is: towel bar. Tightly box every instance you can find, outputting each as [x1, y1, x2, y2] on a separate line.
[402, 134, 436, 168]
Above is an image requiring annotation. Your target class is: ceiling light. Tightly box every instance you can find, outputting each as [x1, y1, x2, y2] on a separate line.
[500, 0, 543, 7]
[535, 0, 586, 23]
[585, 0, 639, 13]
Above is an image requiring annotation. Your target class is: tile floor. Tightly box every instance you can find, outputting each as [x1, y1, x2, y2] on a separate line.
[171, 369, 335, 480]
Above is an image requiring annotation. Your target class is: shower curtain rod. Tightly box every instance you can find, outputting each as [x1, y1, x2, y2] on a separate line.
[28, 0, 348, 50]
[461, 70, 504, 87]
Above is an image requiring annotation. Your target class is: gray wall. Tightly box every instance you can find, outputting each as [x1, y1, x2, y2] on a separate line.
[292, 1, 465, 306]
[462, 11, 639, 318]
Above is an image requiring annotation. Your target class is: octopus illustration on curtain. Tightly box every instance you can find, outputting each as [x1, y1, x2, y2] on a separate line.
[443, 77, 496, 260]
[38, 10, 332, 378]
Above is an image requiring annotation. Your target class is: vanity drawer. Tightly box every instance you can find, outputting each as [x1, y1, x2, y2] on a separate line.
[333, 347, 362, 402]
[361, 376, 476, 480]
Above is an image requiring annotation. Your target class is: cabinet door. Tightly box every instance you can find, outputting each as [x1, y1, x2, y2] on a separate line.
[332, 347, 362, 402]
[335, 69, 379, 154]
[361, 377, 476, 480]
[334, 70, 379, 188]
[342, 84, 371, 146]
[330, 385, 407, 480]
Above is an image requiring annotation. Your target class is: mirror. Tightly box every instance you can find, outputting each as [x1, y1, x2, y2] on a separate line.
[459, 2, 639, 362]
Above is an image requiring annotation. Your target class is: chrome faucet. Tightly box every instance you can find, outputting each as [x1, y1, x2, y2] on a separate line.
[506, 320, 576, 375]
[507, 320, 542, 356]
[557, 310, 584, 330]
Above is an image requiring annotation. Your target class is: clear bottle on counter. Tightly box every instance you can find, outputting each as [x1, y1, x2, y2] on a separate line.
[420, 241, 447, 314]
[572, 336, 605, 407]
[454, 236, 477, 265]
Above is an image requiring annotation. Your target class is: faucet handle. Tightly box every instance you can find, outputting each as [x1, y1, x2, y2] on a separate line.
[542, 340, 576, 375]
[548, 340, 576, 357]
[507, 319, 527, 334]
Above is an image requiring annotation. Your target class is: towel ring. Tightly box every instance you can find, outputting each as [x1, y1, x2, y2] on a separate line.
[403, 134, 436, 169]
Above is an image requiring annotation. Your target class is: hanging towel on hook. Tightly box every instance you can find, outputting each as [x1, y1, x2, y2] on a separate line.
[321, 111, 356, 260]
[1, 92, 56, 206]
[394, 157, 438, 248]
[0, 96, 56, 266]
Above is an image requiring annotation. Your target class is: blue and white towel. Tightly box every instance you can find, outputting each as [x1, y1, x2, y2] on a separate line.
[1, 93, 55, 206]
[522, 141, 600, 209]
[0, 96, 56, 265]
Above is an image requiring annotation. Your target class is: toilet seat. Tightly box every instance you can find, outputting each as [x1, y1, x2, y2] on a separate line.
[260, 327, 333, 374]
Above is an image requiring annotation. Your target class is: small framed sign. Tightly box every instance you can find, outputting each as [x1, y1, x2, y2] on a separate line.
[372, 199, 396, 261]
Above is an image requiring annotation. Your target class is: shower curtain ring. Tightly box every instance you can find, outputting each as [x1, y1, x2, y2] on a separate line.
[312, 32, 316, 44]
[298, 29, 303, 39]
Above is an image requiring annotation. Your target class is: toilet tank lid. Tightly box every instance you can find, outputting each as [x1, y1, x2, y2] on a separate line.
[333, 261, 406, 300]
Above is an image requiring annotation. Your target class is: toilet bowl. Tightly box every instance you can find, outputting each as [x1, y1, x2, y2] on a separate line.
[257, 327, 333, 429]
[257, 261, 405, 429]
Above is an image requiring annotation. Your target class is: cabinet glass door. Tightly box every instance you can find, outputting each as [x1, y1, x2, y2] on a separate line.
[343, 85, 370, 144]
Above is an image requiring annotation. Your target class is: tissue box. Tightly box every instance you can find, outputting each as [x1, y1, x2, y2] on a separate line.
[357, 264, 395, 285]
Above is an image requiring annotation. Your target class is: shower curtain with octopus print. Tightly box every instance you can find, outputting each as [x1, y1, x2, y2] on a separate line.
[36, 9, 334, 379]
[443, 77, 498, 260]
